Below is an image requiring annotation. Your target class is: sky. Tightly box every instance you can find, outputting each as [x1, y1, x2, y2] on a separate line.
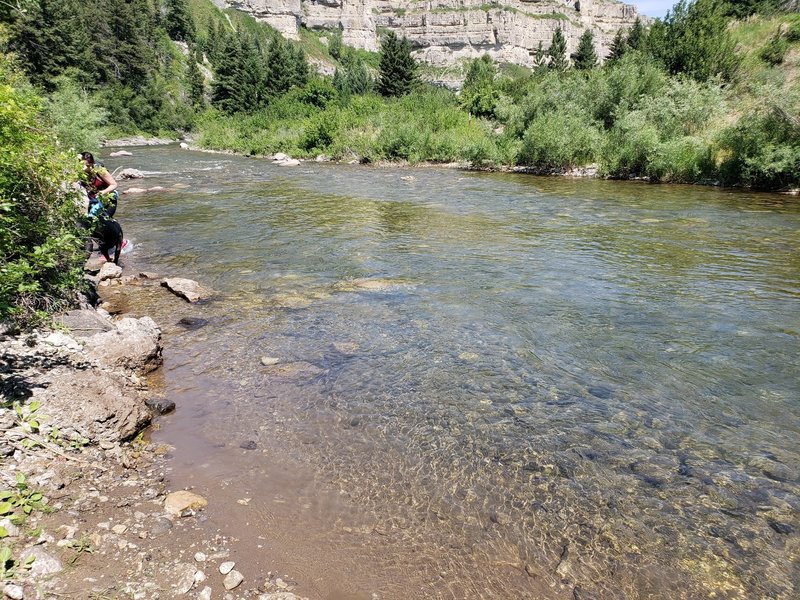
[633, 0, 676, 18]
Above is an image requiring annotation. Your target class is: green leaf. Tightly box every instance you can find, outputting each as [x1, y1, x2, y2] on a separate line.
[0, 502, 12, 515]
[0, 527, 7, 539]
[0, 546, 11, 563]
[0, 491, 13, 501]
[29, 400, 40, 413]
[23, 505, 32, 515]
[29, 493, 42, 502]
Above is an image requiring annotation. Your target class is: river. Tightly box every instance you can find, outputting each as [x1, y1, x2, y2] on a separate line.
[107, 146, 799, 599]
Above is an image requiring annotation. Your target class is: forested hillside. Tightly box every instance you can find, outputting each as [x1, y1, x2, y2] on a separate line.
[0, 0, 798, 191]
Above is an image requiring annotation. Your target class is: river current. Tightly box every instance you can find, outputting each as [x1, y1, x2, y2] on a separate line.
[108, 146, 798, 599]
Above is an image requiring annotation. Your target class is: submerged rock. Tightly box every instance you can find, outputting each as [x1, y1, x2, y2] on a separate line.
[177, 316, 209, 330]
[145, 397, 176, 415]
[162, 278, 213, 303]
[119, 168, 144, 179]
[164, 490, 208, 516]
[109, 150, 133, 157]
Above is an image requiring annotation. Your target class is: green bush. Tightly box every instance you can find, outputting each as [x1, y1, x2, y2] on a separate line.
[45, 77, 108, 152]
[600, 111, 660, 178]
[647, 136, 712, 182]
[759, 33, 789, 65]
[518, 111, 601, 169]
[0, 59, 86, 328]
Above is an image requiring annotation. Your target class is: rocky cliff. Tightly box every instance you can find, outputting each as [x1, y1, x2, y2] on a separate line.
[223, 0, 643, 69]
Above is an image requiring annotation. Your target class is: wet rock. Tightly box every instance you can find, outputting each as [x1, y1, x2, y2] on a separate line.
[587, 385, 613, 399]
[768, 521, 795, 535]
[162, 278, 213, 303]
[219, 561, 236, 575]
[164, 491, 208, 516]
[98, 263, 123, 282]
[20, 546, 63, 577]
[177, 317, 208, 330]
[86, 316, 163, 375]
[240, 440, 258, 450]
[277, 159, 300, 167]
[223, 570, 244, 590]
[109, 150, 132, 157]
[138, 272, 159, 280]
[180, 142, 189, 149]
[56, 309, 115, 338]
[119, 168, 144, 179]
[145, 397, 176, 415]
[3, 584, 24, 600]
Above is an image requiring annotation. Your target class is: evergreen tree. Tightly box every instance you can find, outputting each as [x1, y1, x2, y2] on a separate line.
[211, 33, 244, 113]
[626, 17, 646, 51]
[547, 27, 569, 72]
[8, 0, 92, 90]
[164, 0, 195, 43]
[265, 37, 295, 97]
[571, 29, 597, 70]
[377, 31, 418, 97]
[328, 29, 343, 60]
[531, 40, 547, 71]
[187, 54, 205, 108]
[336, 50, 374, 96]
[607, 29, 628, 64]
[290, 45, 310, 88]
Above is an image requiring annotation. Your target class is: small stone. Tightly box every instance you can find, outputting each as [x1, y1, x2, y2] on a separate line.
[219, 561, 235, 575]
[240, 440, 257, 450]
[223, 570, 244, 590]
[112, 524, 128, 535]
[3, 584, 24, 600]
[177, 317, 208, 330]
[150, 517, 173, 536]
[164, 490, 208, 516]
[194, 570, 206, 584]
[275, 578, 288, 590]
[260, 356, 281, 366]
[194, 552, 207, 562]
[198, 587, 212, 600]
[769, 521, 795, 535]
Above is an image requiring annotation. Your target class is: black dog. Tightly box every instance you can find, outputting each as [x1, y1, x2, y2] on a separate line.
[94, 217, 123, 265]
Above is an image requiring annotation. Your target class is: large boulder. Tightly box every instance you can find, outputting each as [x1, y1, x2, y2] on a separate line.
[86, 316, 163, 374]
[56, 309, 115, 339]
[32, 366, 151, 443]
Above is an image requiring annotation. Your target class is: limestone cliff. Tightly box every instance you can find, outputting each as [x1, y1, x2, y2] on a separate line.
[223, 0, 643, 69]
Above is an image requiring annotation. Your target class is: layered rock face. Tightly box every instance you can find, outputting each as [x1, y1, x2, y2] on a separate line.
[223, 0, 642, 68]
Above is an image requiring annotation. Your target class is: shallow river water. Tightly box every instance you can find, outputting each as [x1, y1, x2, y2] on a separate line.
[108, 146, 798, 599]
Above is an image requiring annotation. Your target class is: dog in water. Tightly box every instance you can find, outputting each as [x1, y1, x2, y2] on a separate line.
[94, 217, 124, 265]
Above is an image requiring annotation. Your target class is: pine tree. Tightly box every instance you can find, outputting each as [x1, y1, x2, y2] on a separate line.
[607, 29, 628, 65]
[290, 45, 310, 88]
[265, 37, 294, 97]
[571, 29, 597, 70]
[377, 31, 418, 97]
[547, 27, 569, 72]
[531, 40, 547, 71]
[187, 55, 205, 108]
[211, 33, 244, 113]
[626, 17, 645, 51]
[164, 0, 195, 42]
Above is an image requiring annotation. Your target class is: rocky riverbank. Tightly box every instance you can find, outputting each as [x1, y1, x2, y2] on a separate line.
[0, 264, 308, 599]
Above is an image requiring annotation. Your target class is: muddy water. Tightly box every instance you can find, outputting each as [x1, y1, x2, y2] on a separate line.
[107, 146, 799, 599]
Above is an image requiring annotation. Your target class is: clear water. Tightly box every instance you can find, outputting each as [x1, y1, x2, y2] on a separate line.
[111, 146, 799, 599]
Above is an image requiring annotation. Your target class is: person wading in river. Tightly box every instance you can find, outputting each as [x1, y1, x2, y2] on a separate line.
[80, 151, 120, 218]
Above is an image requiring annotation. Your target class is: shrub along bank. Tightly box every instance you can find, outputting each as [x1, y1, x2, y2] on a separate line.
[0, 57, 86, 329]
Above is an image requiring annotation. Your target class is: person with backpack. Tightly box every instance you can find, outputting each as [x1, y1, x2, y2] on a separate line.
[80, 151, 119, 218]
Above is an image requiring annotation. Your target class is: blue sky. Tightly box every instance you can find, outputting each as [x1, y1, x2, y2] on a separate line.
[634, 0, 676, 18]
